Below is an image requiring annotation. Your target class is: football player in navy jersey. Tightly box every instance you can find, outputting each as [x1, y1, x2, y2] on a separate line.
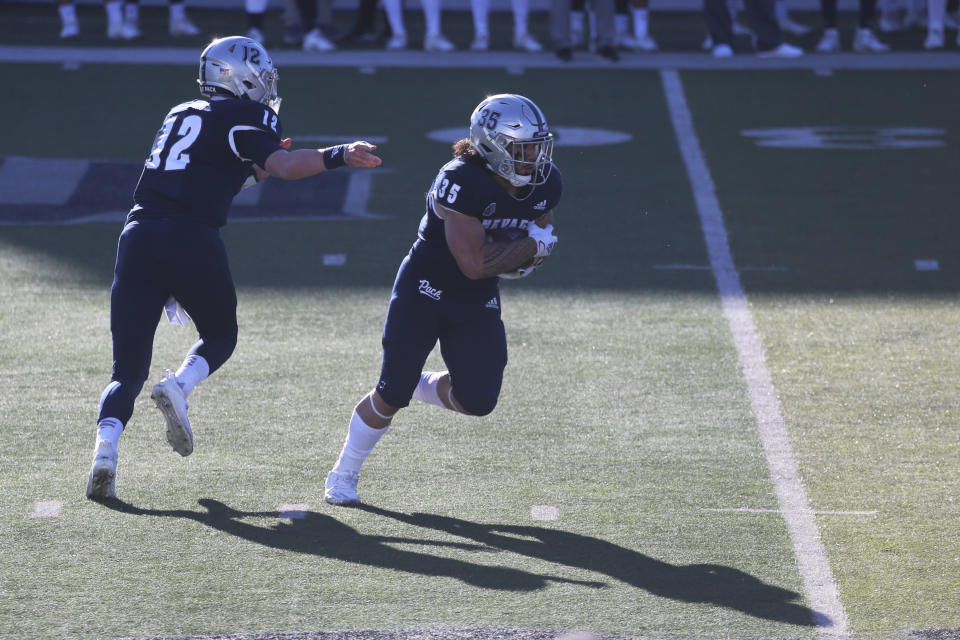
[324, 93, 560, 506]
[86, 35, 382, 500]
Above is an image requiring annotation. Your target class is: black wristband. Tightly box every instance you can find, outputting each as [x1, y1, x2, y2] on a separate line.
[322, 144, 347, 170]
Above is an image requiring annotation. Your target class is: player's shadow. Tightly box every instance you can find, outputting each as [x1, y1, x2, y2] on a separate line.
[100, 497, 605, 593]
[360, 505, 823, 628]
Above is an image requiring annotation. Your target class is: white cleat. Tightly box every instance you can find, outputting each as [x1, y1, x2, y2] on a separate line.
[513, 32, 543, 52]
[924, 28, 945, 50]
[853, 28, 890, 52]
[712, 43, 733, 58]
[815, 28, 840, 53]
[151, 370, 194, 457]
[169, 15, 200, 36]
[470, 34, 489, 51]
[86, 440, 117, 500]
[246, 26, 264, 43]
[424, 33, 455, 52]
[303, 27, 336, 51]
[385, 33, 407, 50]
[60, 20, 79, 38]
[324, 470, 361, 506]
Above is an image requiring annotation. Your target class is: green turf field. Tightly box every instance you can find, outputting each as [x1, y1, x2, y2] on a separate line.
[0, 11, 959, 639]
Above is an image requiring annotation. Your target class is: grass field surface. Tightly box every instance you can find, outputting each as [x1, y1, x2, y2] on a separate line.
[0, 9, 958, 639]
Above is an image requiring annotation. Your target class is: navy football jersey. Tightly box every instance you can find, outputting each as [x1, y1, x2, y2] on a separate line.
[406, 157, 563, 298]
[129, 97, 283, 228]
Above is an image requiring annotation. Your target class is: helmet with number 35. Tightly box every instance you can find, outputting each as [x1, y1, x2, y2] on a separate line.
[197, 36, 281, 113]
[469, 94, 555, 188]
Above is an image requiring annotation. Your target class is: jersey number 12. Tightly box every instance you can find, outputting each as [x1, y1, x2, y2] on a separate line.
[146, 114, 202, 171]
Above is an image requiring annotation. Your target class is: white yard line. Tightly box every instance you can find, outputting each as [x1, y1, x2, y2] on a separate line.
[660, 69, 850, 637]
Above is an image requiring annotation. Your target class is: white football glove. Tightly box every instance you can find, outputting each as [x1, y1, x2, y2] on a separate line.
[528, 223, 557, 258]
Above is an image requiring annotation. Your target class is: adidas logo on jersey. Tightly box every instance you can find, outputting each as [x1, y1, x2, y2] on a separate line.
[533, 200, 548, 210]
[418, 279, 442, 301]
[485, 297, 499, 310]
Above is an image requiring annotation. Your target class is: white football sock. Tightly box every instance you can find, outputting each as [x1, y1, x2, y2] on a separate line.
[59, 3, 77, 23]
[412, 371, 446, 408]
[169, 1, 186, 21]
[382, 0, 406, 37]
[105, 0, 123, 25]
[124, 2, 138, 23]
[511, 0, 529, 36]
[928, 0, 946, 31]
[96, 417, 124, 449]
[175, 354, 209, 398]
[331, 410, 389, 474]
[421, 0, 441, 37]
[632, 8, 649, 38]
[471, 0, 490, 37]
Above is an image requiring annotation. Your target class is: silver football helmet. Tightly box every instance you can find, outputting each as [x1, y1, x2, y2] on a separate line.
[469, 94, 554, 187]
[197, 36, 281, 113]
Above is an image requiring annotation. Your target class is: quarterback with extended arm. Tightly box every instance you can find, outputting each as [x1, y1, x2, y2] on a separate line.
[324, 93, 561, 506]
[86, 36, 382, 501]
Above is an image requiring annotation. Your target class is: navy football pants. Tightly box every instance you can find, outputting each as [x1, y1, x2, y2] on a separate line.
[98, 219, 238, 426]
[377, 260, 508, 417]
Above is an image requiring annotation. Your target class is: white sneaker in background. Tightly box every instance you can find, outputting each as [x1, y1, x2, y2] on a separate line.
[712, 43, 733, 58]
[324, 470, 361, 506]
[631, 34, 658, 51]
[513, 32, 543, 52]
[303, 28, 336, 51]
[424, 33, 455, 52]
[385, 33, 407, 50]
[169, 15, 200, 36]
[121, 20, 141, 40]
[85, 439, 117, 500]
[151, 370, 194, 457]
[815, 27, 840, 52]
[924, 28, 945, 49]
[470, 33, 489, 51]
[853, 28, 890, 52]
[757, 42, 804, 57]
[60, 19, 79, 38]
[246, 27, 264, 43]
[107, 19, 125, 39]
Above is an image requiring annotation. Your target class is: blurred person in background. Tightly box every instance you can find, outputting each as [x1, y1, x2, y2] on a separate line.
[814, 0, 889, 51]
[470, 0, 544, 52]
[703, 0, 803, 57]
[58, 0, 199, 39]
[382, 0, 456, 50]
[552, 0, 618, 60]
[614, 0, 657, 51]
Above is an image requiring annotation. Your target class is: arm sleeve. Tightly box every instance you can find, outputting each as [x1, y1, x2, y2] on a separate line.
[231, 128, 283, 167]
